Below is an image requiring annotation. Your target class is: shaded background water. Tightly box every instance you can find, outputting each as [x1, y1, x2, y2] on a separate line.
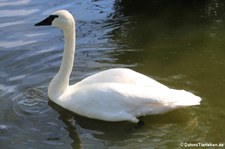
[0, 0, 225, 148]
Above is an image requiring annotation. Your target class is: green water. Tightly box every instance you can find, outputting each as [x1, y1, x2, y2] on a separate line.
[0, 0, 224, 148]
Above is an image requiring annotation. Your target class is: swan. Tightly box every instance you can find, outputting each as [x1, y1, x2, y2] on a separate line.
[35, 10, 201, 123]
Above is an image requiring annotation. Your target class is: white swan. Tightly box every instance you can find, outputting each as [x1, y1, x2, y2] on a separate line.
[35, 10, 201, 123]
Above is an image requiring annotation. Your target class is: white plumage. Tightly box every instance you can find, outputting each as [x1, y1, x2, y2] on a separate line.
[35, 10, 201, 123]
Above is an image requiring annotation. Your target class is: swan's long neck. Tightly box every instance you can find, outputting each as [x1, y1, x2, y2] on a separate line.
[48, 23, 75, 100]
[59, 28, 75, 81]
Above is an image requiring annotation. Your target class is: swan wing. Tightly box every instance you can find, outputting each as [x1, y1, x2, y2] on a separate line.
[61, 83, 201, 123]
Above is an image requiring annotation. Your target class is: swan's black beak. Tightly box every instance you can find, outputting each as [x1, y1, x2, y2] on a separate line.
[35, 15, 58, 26]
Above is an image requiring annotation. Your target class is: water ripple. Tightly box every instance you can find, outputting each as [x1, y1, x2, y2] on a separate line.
[0, 9, 38, 17]
[12, 88, 49, 118]
[0, 0, 31, 7]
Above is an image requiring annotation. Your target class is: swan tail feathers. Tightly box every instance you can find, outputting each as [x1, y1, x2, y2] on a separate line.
[170, 90, 202, 107]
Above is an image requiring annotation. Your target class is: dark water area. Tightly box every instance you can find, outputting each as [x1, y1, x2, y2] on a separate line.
[0, 0, 225, 148]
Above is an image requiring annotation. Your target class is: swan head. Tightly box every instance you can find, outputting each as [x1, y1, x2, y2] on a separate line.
[35, 10, 74, 31]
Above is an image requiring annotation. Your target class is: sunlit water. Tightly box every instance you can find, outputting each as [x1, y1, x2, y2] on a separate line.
[0, 0, 225, 148]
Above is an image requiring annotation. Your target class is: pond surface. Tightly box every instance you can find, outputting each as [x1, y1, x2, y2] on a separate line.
[0, 0, 225, 148]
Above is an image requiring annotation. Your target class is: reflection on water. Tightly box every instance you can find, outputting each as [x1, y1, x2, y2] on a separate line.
[0, 0, 225, 148]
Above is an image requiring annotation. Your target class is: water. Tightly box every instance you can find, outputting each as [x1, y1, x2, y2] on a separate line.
[0, 0, 225, 148]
